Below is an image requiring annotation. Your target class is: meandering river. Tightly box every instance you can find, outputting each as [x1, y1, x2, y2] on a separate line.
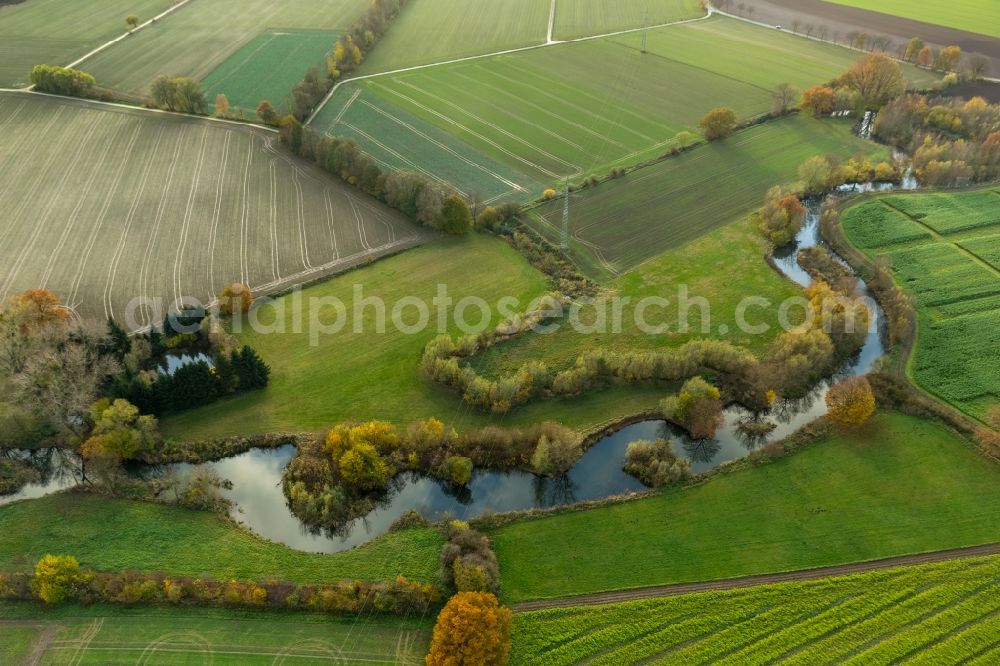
[0, 140, 919, 554]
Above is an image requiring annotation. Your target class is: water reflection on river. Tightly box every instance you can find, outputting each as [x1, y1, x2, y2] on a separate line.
[2, 168, 913, 553]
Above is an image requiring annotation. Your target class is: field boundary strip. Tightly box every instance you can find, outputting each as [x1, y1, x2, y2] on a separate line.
[63, 0, 197, 75]
[0, 88, 280, 134]
[709, 5, 1000, 85]
[305, 10, 715, 124]
[512, 541, 1000, 611]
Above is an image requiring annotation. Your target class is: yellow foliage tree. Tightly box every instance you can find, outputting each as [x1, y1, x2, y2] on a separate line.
[33, 555, 92, 604]
[426, 592, 513, 666]
[699, 107, 737, 140]
[825, 376, 876, 427]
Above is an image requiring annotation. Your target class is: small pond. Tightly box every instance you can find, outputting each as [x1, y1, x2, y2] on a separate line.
[160, 352, 213, 375]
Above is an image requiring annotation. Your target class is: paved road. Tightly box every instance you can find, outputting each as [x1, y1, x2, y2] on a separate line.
[513, 541, 1000, 611]
[740, 0, 1000, 77]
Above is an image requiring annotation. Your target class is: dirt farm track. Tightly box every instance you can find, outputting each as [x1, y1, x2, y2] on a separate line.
[743, 0, 1000, 76]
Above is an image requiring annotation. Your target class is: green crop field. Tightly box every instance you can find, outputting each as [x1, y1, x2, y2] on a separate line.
[475, 217, 803, 379]
[314, 84, 541, 202]
[80, 0, 368, 98]
[531, 115, 888, 278]
[490, 411, 1000, 602]
[317, 15, 934, 198]
[358, 0, 550, 74]
[0, 92, 422, 325]
[0, 605, 431, 665]
[160, 234, 678, 440]
[202, 29, 338, 116]
[553, 0, 703, 39]
[823, 0, 999, 38]
[842, 189, 1000, 418]
[512, 555, 1000, 665]
[0, 0, 173, 87]
[0, 492, 442, 584]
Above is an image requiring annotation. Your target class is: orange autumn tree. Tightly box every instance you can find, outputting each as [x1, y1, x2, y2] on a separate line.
[13, 289, 71, 330]
[800, 85, 835, 118]
[825, 376, 876, 427]
[218, 283, 253, 316]
[426, 592, 513, 666]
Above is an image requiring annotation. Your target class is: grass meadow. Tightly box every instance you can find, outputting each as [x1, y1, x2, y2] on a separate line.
[81, 0, 367, 98]
[0, 92, 422, 325]
[552, 0, 703, 39]
[0, 604, 431, 665]
[512, 555, 1000, 664]
[475, 217, 804, 380]
[202, 29, 339, 116]
[160, 234, 678, 440]
[842, 189, 1000, 418]
[0, 0, 173, 87]
[823, 0, 999, 38]
[358, 0, 550, 74]
[0, 493, 442, 584]
[490, 411, 1000, 602]
[531, 115, 888, 278]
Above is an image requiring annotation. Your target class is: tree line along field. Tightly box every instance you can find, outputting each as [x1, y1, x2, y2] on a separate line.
[552, 0, 703, 40]
[822, 0, 999, 39]
[313, 84, 542, 203]
[0, 0, 173, 87]
[842, 189, 1000, 419]
[0, 605, 430, 665]
[79, 0, 369, 99]
[512, 554, 1000, 665]
[201, 29, 340, 116]
[0, 92, 423, 326]
[313, 15, 936, 199]
[489, 411, 1000, 602]
[530, 115, 888, 279]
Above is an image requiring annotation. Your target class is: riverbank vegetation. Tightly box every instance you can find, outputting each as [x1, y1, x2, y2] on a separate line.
[489, 411, 1000, 602]
[0, 553, 439, 616]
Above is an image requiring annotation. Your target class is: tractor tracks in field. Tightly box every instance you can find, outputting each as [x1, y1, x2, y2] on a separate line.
[513, 542, 1000, 612]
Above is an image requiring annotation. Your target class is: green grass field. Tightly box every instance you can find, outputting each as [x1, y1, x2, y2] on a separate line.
[0, 92, 421, 325]
[0, 0, 173, 87]
[531, 115, 888, 278]
[552, 0, 703, 39]
[319, 15, 934, 197]
[842, 189, 1000, 418]
[823, 0, 999, 38]
[490, 411, 1000, 602]
[314, 84, 541, 202]
[0, 493, 442, 584]
[0, 604, 430, 665]
[358, 0, 550, 74]
[475, 217, 803, 380]
[81, 0, 368, 97]
[202, 29, 338, 116]
[512, 555, 1000, 664]
[160, 234, 680, 439]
